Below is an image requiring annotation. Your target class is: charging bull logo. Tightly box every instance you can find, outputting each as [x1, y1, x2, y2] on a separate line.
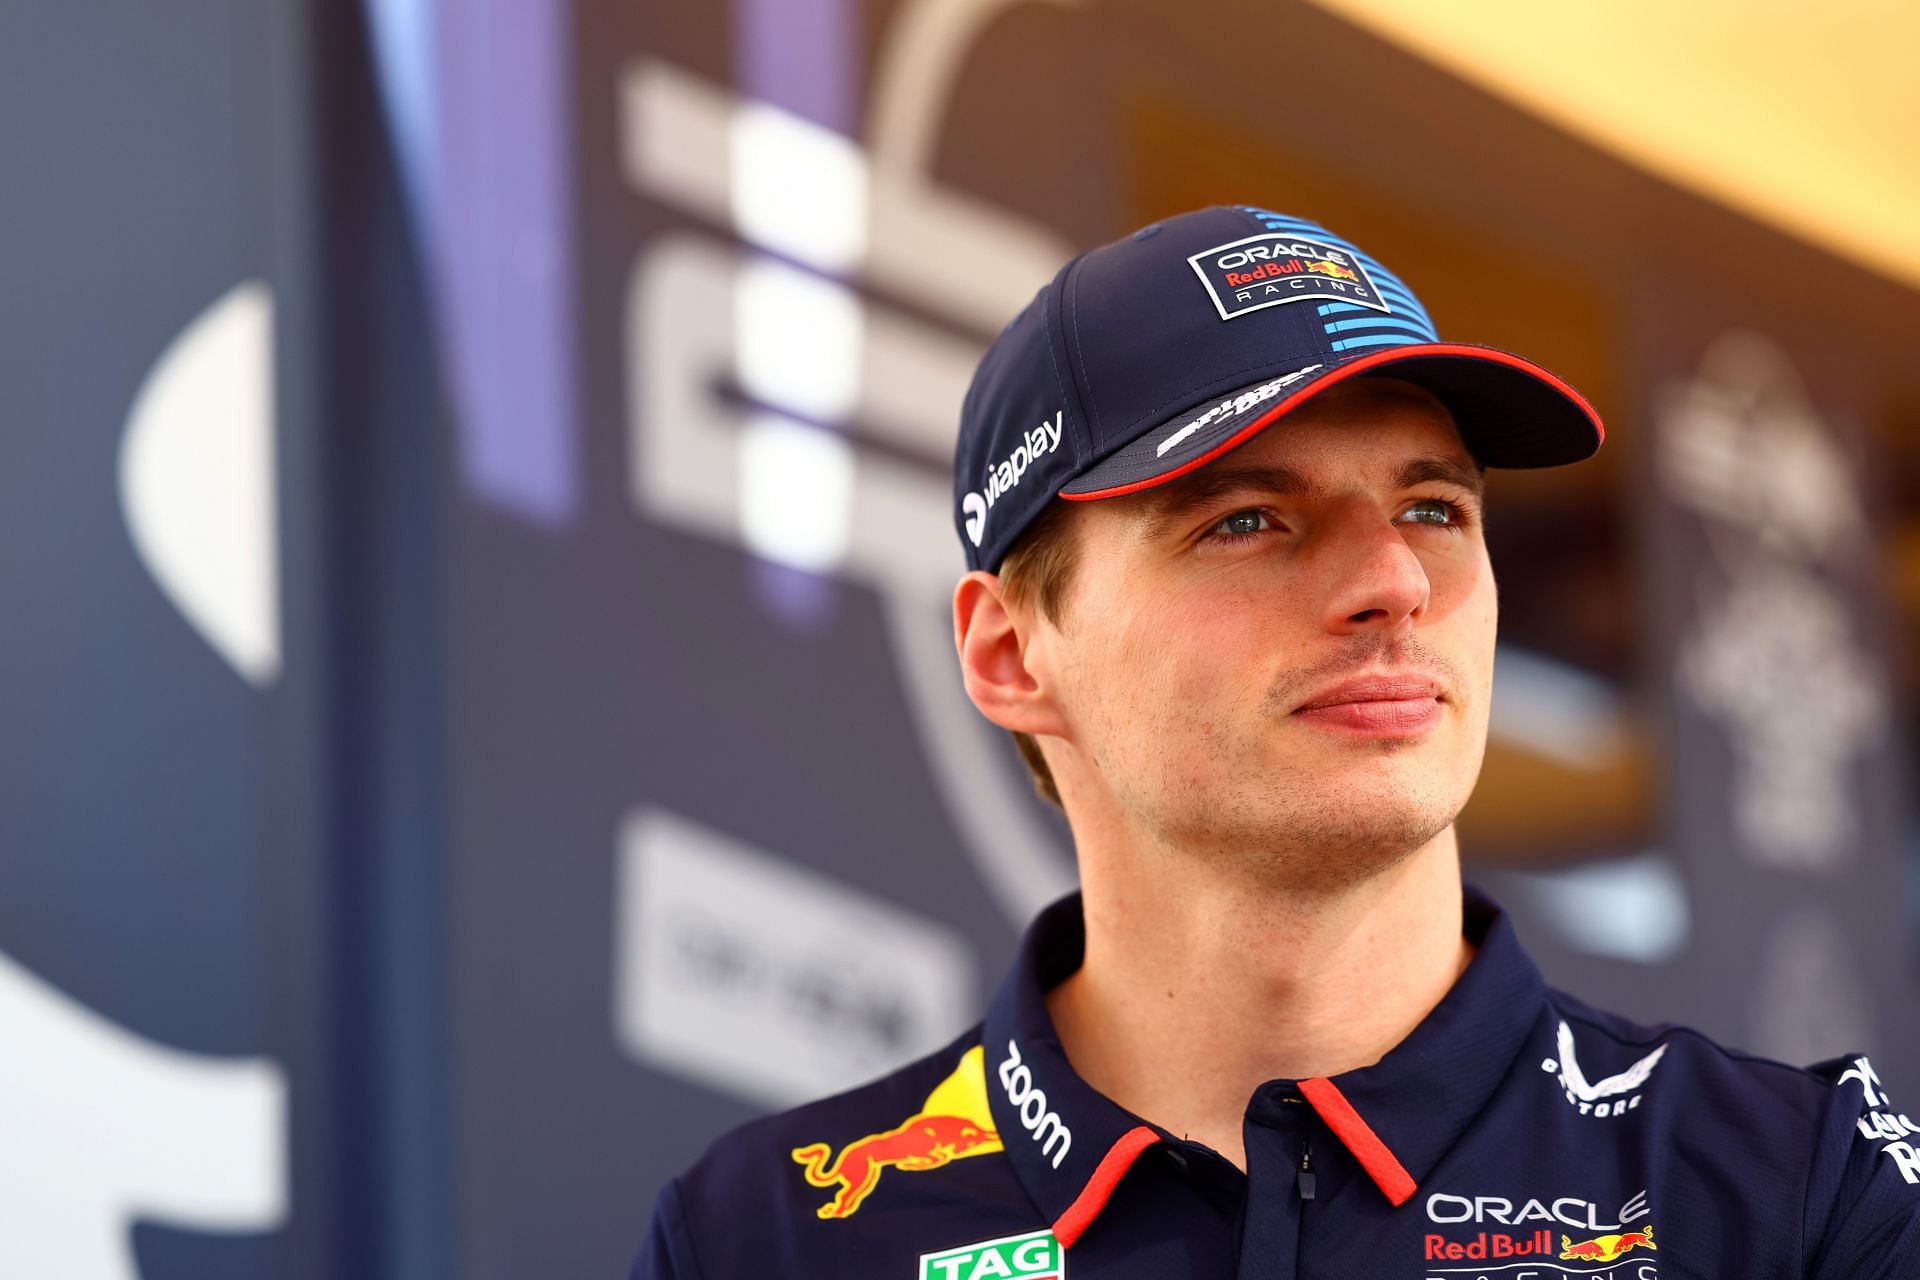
[1304, 260, 1360, 283]
[791, 1045, 1004, 1219]
[1559, 1224, 1657, 1262]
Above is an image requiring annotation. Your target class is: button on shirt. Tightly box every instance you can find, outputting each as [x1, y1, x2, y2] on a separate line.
[630, 887, 1920, 1278]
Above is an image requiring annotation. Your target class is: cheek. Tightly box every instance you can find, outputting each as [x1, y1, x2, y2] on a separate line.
[1119, 581, 1265, 676]
[1105, 598, 1201, 705]
[1470, 558, 1499, 651]
[1126, 592, 1280, 757]
[1461, 574, 1498, 657]
[1449, 559, 1500, 707]
[1067, 590, 1231, 733]
[1428, 545, 1497, 632]
[1417, 550, 1498, 701]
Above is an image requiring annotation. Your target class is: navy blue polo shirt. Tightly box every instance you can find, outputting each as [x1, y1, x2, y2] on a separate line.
[630, 887, 1920, 1278]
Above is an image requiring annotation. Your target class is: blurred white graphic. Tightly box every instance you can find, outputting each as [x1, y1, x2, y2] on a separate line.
[65, 279, 295, 1271]
[118, 281, 281, 688]
[0, 949, 288, 1279]
[1488, 645, 1635, 768]
[1658, 332, 1887, 869]
[614, 807, 976, 1106]
[622, 29, 1081, 927]
[1506, 851, 1691, 965]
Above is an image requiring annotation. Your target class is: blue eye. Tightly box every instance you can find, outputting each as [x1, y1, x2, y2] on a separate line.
[1400, 498, 1461, 526]
[1221, 510, 1268, 534]
[1209, 509, 1273, 540]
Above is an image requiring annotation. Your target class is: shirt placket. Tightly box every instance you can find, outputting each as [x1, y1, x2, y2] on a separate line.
[1235, 1089, 1319, 1280]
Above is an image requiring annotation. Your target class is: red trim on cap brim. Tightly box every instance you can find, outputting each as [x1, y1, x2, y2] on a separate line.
[1058, 343, 1604, 502]
[1297, 1077, 1417, 1207]
[1051, 1125, 1159, 1249]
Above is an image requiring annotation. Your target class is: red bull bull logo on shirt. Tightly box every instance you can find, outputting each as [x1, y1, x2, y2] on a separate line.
[791, 1045, 1005, 1219]
[1559, 1223, 1657, 1262]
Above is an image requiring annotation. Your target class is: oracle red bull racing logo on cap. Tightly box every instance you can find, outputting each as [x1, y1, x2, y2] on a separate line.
[1188, 232, 1390, 320]
[791, 1045, 1004, 1219]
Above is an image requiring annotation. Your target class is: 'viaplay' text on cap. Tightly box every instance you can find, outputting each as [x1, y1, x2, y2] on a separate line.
[952, 204, 1604, 573]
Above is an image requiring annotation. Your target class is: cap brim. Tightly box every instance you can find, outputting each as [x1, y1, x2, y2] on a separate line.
[1057, 342, 1604, 501]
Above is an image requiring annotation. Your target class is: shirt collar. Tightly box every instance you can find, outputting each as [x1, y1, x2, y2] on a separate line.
[980, 883, 1548, 1243]
[981, 893, 1163, 1245]
[1295, 884, 1548, 1204]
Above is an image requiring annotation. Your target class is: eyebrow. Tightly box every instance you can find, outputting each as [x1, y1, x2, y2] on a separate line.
[1139, 454, 1486, 540]
[1395, 455, 1487, 499]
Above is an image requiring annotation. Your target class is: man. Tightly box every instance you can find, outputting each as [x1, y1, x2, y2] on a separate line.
[630, 205, 1920, 1277]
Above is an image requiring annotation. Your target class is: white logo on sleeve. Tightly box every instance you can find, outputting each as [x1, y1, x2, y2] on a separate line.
[1540, 1020, 1667, 1117]
[997, 1039, 1072, 1168]
[1840, 1056, 1920, 1185]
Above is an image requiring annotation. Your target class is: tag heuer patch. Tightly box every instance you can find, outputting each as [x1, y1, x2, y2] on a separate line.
[1188, 232, 1390, 320]
[918, 1229, 1063, 1280]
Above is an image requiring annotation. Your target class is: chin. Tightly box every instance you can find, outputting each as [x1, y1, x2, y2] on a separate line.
[1157, 774, 1465, 881]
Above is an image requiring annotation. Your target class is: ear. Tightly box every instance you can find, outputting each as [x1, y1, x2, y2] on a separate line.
[952, 571, 1070, 738]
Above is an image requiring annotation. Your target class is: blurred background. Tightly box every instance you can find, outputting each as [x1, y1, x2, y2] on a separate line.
[4, 0, 1918, 1276]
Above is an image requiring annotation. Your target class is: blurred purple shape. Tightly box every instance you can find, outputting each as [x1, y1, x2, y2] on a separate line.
[368, 0, 582, 528]
[736, 0, 857, 133]
[737, 0, 856, 627]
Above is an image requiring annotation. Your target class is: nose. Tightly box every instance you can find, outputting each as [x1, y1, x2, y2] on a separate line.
[1317, 511, 1432, 634]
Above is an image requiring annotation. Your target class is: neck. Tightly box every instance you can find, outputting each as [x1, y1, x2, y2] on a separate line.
[1044, 826, 1473, 1171]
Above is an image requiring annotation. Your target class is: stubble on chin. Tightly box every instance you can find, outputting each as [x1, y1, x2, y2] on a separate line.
[1089, 632, 1484, 894]
[1161, 762, 1465, 897]
[1142, 705, 1472, 897]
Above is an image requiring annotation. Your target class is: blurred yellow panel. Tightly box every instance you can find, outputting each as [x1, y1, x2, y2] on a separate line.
[1459, 736, 1656, 864]
[1306, 0, 1920, 291]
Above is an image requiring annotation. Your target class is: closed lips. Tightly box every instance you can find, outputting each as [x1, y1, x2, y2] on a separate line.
[1294, 677, 1443, 711]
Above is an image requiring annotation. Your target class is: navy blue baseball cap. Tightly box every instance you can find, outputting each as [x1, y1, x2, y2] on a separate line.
[953, 204, 1604, 572]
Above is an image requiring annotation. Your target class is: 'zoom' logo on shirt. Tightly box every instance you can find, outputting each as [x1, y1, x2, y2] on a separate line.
[998, 1039, 1072, 1169]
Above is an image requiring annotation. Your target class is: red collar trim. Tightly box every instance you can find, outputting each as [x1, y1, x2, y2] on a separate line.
[1048, 1082, 1417, 1246]
[1298, 1077, 1417, 1206]
[1050, 1125, 1160, 1248]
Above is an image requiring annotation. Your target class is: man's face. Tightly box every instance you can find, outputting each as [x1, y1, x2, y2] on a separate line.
[1033, 378, 1497, 887]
